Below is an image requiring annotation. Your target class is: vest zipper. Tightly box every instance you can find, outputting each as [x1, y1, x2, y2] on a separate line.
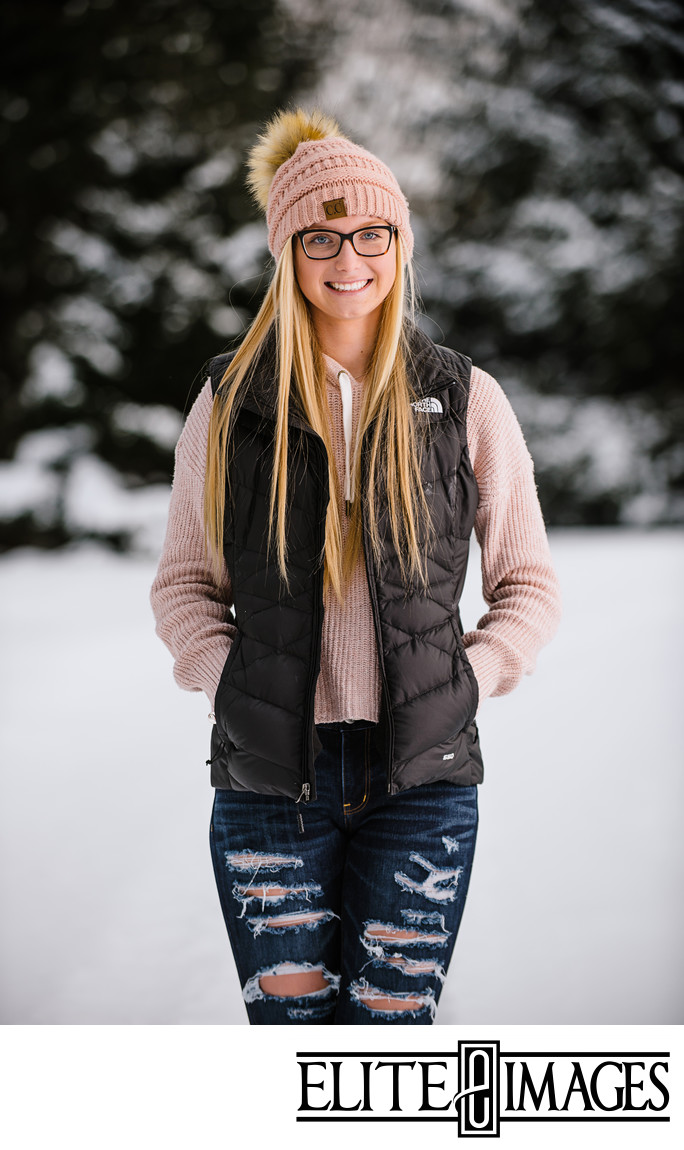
[300, 435, 328, 805]
[360, 434, 395, 794]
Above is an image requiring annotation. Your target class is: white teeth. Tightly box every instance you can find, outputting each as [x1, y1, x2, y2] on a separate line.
[327, 280, 370, 292]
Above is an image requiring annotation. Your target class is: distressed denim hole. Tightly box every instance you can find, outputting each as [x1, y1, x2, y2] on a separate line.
[260, 969, 330, 997]
[349, 978, 436, 1020]
[243, 961, 341, 1005]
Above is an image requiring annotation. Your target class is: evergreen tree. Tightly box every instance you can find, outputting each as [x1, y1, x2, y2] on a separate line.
[430, 0, 684, 524]
[3, 0, 682, 546]
[0, 0, 317, 549]
[294, 0, 684, 524]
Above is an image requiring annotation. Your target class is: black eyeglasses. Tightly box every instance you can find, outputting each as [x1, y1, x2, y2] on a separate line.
[297, 224, 397, 260]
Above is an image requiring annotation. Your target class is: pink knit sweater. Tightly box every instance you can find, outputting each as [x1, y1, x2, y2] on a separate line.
[150, 355, 561, 720]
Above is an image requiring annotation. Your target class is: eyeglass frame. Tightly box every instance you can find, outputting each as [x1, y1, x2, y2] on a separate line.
[296, 224, 397, 260]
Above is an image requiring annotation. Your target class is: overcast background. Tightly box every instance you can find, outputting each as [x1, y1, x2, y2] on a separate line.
[1, 0, 682, 1024]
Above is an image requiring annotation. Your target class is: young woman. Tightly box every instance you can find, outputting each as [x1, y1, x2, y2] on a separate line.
[150, 108, 562, 1025]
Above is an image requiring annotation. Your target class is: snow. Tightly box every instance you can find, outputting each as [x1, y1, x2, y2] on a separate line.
[197, 221, 270, 282]
[0, 447, 173, 552]
[207, 305, 249, 337]
[505, 381, 663, 501]
[0, 458, 60, 519]
[63, 456, 172, 547]
[50, 221, 117, 274]
[0, 530, 682, 1024]
[185, 149, 238, 191]
[21, 341, 84, 404]
[54, 294, 126, 377]
[111, 402, 183, 451]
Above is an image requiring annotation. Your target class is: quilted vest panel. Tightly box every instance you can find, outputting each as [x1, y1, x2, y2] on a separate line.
[207, 326, 484, 800]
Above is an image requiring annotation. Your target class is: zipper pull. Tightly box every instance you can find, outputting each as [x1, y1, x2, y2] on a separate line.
[295, 783, 310, 834]
[296, 782, 311, 804]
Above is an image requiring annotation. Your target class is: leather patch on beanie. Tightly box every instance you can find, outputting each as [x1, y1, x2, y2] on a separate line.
[323, 198, 347, 220]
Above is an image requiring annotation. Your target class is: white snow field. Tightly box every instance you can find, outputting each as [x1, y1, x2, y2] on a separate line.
[0, 529, 682, 1025]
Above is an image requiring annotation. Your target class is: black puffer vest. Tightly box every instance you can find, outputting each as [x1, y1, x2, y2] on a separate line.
[207, 324, 484, 800]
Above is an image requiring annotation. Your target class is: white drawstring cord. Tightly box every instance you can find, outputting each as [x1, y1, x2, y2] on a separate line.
[338, 370, 354, 515]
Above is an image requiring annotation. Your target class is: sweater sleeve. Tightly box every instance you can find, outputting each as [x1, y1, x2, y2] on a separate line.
[149, 379, 237, 706]
[463, 366, 562, 704]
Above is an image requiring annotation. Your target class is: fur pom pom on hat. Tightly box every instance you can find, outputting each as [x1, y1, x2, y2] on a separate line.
[246, 108, 414, 262]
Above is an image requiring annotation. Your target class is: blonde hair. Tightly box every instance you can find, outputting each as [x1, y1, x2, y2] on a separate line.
[204, 233, 437, 604]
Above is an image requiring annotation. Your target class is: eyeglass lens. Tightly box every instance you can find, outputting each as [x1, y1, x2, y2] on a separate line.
[300, 226, 393, 259]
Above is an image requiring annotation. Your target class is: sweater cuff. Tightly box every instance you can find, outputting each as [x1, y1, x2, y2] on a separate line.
[199, 651, 228, 708]
[174, 634, 235, 708]
[462, 638, 501, 706]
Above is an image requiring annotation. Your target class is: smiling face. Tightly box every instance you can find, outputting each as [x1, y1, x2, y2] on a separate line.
[293, 214, 397, 334]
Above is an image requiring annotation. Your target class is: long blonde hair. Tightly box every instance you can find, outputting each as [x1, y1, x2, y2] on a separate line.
[204, 232, 437, 604]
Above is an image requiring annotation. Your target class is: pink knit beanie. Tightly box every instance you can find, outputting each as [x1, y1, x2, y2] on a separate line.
[246, 109, 414, 262]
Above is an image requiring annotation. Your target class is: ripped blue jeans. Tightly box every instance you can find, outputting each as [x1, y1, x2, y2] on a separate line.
[209, 719, 478, 1024]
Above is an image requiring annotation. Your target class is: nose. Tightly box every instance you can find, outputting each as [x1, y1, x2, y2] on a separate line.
[334, 236, 361, 266]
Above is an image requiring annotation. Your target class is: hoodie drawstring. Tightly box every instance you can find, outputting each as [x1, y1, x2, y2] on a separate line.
[338, 370, 354, 516]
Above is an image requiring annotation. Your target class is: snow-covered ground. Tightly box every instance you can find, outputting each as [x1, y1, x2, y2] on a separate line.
[0, 529, 682, 1024]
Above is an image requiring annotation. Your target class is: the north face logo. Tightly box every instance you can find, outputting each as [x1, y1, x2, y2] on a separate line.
[411, 396, 443, 413]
